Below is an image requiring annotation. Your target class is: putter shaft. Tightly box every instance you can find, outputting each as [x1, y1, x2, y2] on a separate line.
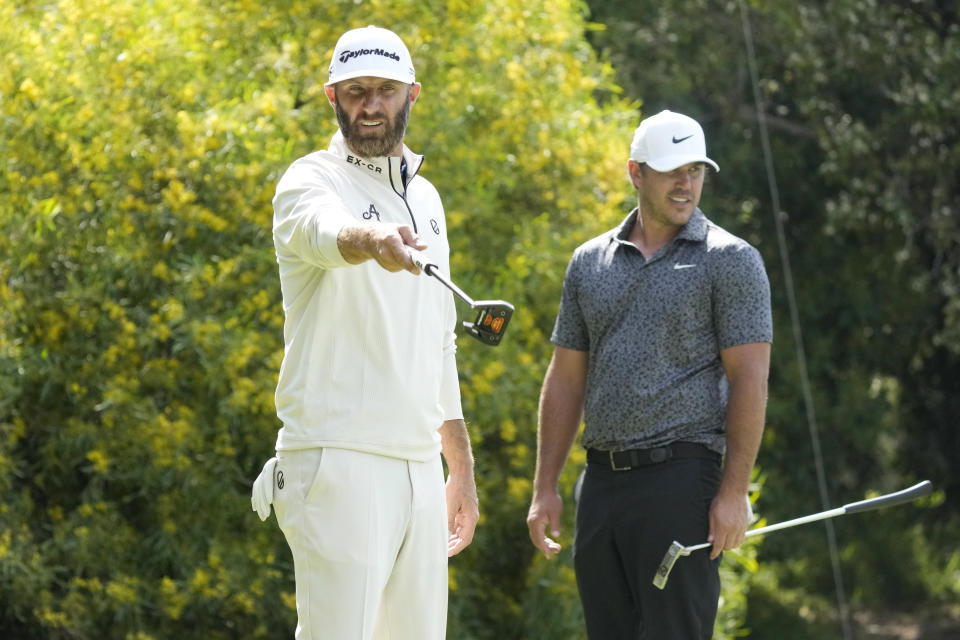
[680, 505, 850, 556]
[408, 250, 477, 306]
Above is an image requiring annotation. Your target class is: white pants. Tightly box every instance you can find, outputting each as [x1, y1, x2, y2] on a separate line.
[273, 448, 448, 640]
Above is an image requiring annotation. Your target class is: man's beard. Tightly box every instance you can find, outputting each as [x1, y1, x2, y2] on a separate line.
[335, 90, 411, 158]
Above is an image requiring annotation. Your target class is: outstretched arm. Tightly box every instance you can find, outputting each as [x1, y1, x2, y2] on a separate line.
[337, 222, 427, 273]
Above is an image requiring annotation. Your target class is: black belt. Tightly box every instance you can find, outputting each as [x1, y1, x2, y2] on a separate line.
[586, 442, 718, 471]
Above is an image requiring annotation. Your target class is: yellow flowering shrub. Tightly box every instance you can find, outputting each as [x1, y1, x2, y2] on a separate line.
[0, 1, 753, 638]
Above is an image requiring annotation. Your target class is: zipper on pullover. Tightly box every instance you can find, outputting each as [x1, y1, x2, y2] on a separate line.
[389, 154, 421, 234]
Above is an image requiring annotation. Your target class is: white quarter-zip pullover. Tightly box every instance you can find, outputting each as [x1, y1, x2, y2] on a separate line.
[272, 130, 462, 461]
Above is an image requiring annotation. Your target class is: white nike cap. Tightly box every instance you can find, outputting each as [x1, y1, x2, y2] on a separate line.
[325, 26, 416, 87]
[629, 110, 719, 172]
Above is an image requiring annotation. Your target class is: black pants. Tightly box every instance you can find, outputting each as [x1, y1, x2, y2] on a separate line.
[573, 452, 723, 639]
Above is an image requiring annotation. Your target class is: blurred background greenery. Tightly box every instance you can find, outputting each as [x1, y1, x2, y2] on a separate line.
[1, 0, 956, 638]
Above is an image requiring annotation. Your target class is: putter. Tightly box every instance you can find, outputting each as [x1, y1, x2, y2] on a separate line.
[652, 480, 932, 590]
[408, 249, 514, 346]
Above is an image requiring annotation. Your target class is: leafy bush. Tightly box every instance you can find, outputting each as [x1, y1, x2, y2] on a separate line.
[0, 1, 758, 637]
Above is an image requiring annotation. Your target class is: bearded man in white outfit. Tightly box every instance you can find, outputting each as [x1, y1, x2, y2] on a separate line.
[251, 25, 479, 640]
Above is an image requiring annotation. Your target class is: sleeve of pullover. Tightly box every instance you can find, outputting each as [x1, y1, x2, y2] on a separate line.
[439, 283, 463, 421]
[273, 158, 352, 269]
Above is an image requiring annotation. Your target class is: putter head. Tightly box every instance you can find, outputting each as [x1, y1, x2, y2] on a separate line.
[652, 541, 689, 590]
[464, 300, 514, 346]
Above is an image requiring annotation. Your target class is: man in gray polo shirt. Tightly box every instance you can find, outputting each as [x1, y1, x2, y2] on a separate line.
[527, 110, 772, 638]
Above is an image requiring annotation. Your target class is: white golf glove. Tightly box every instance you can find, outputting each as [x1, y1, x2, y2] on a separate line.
[251, 456, 279, 521]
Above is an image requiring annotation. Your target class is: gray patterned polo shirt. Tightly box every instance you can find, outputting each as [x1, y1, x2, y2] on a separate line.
[551, 208, 772, 454]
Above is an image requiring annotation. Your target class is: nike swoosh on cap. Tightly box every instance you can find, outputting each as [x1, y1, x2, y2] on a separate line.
[672, 134, 694, 144]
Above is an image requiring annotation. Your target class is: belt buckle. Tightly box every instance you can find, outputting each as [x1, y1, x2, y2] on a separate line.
[609, 450, 632, 471]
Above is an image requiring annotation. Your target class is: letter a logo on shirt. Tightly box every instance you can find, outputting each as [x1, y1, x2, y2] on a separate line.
[362, 204, 381, 221]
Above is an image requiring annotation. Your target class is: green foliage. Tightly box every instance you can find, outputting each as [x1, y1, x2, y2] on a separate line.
[1, 0, 765, 638]
[2, 1, 307, 637]
[11, 0, 957, 638]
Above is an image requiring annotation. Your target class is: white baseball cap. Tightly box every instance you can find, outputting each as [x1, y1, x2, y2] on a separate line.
[629, 110, 719, 172]
[325, 26, 416, 87]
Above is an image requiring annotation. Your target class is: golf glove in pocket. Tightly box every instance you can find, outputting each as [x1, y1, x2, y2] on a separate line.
[251, 456, 278, 521]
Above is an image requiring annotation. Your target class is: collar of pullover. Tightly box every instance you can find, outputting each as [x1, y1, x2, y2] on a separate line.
[328, 129, 425, 196]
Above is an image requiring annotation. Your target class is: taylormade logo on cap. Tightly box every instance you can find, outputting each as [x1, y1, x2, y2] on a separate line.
[629, 110, 720, 173]
[326, 26, 416, 87]
[338, 48, 401, 64]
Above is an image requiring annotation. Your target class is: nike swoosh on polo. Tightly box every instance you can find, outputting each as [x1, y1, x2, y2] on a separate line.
[672, 134, 694, 144]
[673, 263, 697, 270]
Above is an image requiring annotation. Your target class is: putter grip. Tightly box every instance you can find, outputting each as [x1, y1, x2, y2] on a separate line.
[407, 248, 436, 274]
[842, 480, 932, 515]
